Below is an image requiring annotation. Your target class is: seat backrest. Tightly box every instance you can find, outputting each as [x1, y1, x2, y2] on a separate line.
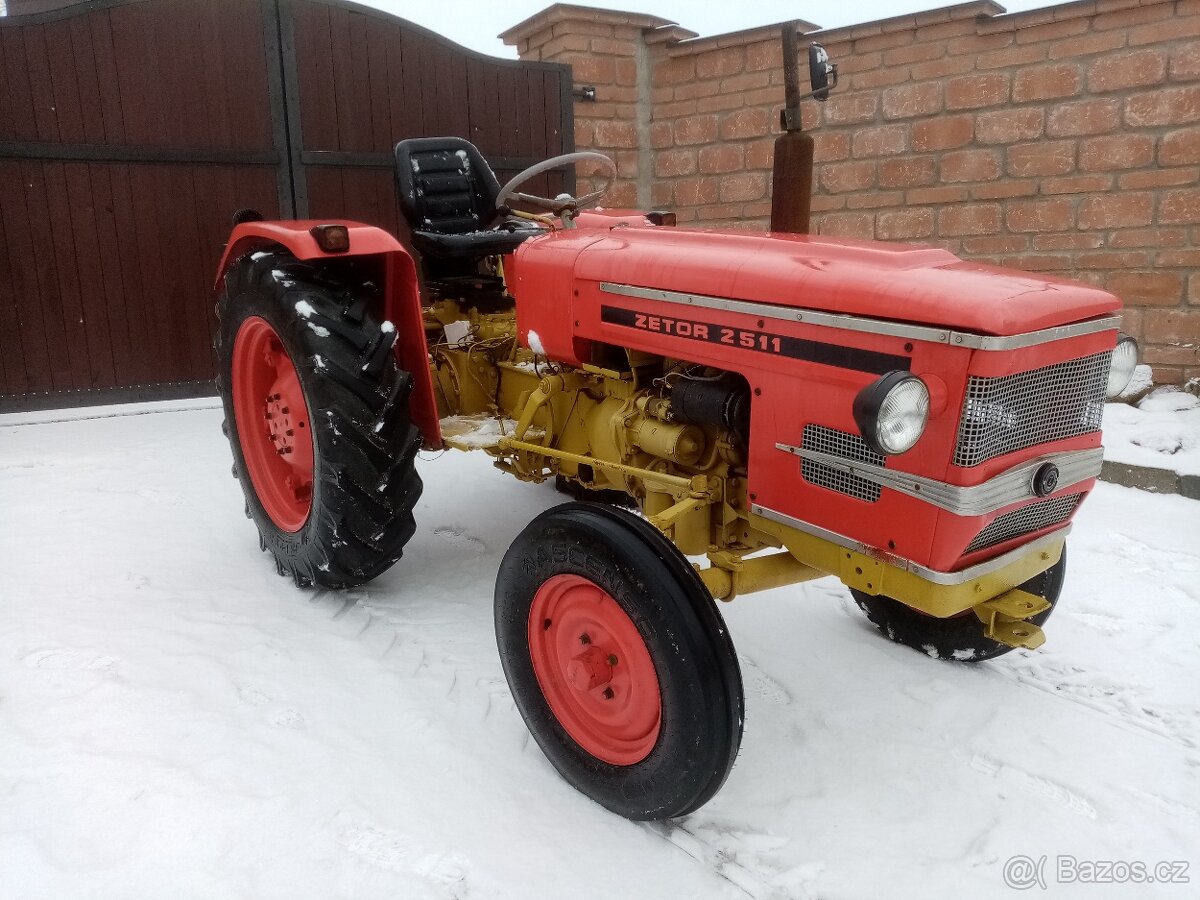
[394, 137, 502, 235]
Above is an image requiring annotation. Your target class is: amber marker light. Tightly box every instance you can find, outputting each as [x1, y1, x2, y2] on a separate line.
[310, 224, 351, 253]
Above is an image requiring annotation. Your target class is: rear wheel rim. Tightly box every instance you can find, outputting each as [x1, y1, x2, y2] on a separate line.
[528, 574, 662, 766]
[231, 316, 314, 533]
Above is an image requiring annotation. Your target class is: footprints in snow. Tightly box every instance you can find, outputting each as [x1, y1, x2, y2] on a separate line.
[1096, 533, 1200, 575]
[968, 752, 1098, 819]
[432, 525, 486, 553]
[337, 821, 470, 897]
[269, 707, 308, 729]
[740, 657, 791, 706]
[21, 647, 120, 672]
[1001, 656, 1196, 749]
[648, 819, 815, 900]
[237, 682, 307, 730]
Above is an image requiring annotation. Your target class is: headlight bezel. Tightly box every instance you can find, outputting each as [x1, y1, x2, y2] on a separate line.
[852, 371, 931, 457]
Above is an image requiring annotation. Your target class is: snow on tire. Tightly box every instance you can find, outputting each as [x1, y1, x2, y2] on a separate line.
[214, 250, 423, 589]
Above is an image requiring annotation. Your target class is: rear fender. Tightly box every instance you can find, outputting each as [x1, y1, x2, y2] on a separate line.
[215, 220, 441, 448]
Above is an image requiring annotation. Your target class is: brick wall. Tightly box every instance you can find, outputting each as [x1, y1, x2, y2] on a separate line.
[503, 0, 1200, 386]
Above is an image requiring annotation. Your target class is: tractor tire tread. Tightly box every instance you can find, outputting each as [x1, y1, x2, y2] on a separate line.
[214, 249, 422, 590]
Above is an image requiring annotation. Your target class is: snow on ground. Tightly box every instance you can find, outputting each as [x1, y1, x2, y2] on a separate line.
[1, 402, 1198, 900]
[1104, 387, 1200, 477]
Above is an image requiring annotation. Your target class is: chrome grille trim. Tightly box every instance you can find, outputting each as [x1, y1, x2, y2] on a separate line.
[776, 444, 1103, 516]
[954, 351, 1111, 468]
[799, 424, 883, 502]
[965, 494, 1083, 555]
[599, 282, 1121, 351]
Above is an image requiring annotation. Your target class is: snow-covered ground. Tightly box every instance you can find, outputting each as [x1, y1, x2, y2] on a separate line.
[1103, 377, 1200, 477]
[1, 401, 1197, 900]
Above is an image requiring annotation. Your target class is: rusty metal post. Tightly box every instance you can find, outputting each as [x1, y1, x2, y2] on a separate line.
[770, 23, 815, 234]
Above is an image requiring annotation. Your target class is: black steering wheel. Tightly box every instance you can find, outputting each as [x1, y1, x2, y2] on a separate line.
[495, 151, 617, 216]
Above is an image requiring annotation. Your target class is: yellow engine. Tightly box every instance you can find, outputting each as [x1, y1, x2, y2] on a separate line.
[425, 297, 798, 587]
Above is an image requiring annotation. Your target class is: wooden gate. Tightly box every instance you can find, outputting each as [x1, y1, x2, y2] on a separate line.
[0, 0, 573, 410]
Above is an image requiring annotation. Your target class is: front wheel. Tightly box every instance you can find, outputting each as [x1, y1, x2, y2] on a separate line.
[852, 549, 1067, 662]
[494, 503, 744, 820]
[215, 251, 423, 589]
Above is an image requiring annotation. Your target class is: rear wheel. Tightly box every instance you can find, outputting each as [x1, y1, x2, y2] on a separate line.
[852, 549, 1066, 662]
[215, 251, 423, 589]
[495, 503, 744, 820]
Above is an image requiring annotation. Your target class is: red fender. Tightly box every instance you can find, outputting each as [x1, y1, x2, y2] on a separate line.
[215, 220, 441, 449]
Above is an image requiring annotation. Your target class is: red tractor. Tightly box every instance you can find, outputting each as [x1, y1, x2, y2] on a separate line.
[211, 45, 1139, 819]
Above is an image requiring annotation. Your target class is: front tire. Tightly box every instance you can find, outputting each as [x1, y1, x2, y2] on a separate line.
[852, 549, 1067, 662]
[495, 503, 744, 820]
[215, 251, 423, 589]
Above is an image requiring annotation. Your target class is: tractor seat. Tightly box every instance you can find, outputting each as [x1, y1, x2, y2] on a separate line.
[394, 137, 540, 259]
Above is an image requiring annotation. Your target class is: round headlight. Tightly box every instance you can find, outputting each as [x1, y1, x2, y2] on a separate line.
[1105, 334, 1139, 399]
[853, 372, 931, 456]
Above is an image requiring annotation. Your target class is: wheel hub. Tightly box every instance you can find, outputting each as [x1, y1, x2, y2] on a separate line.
[264, 367, 306, 457]
[566, 645, 614, 692]
[231, 316, 315, 532]
[528, 574, 661, 766]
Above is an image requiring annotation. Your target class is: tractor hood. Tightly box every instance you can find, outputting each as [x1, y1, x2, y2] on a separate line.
[567, 227, 1120, 335]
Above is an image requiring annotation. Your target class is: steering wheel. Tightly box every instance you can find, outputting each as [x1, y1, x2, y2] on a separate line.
[495, 151, 617, 216]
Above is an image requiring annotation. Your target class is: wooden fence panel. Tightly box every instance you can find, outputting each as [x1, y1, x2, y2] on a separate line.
[285, 0, 574, 222]
[0, 0, 285, 408]
[0, 0, 574, 411]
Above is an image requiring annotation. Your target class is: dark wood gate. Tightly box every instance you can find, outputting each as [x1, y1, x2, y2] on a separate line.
[0, 0, 573, 411]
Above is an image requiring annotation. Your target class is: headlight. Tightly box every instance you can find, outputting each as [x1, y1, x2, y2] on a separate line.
[1105, 334, 1139, 399]
[853, 372, 930, 456]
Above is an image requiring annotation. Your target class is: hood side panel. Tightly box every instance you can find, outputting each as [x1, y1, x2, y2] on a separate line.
[568, 228, 1121, 335]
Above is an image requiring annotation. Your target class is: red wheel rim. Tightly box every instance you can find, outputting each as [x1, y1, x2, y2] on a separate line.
[528, 574, 662, 766]
[231, 316, 314, 533]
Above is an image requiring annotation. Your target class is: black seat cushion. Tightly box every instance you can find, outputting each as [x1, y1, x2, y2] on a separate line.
[395, 137, 539, 259]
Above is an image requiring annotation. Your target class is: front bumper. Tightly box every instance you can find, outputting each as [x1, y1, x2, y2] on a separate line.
[751, 504, 1067, 618]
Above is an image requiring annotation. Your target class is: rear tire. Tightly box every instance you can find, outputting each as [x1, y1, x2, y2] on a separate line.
[214, 251, 423, 589]
[495, 502, 744, 820]
[852, 549, 1066, 662]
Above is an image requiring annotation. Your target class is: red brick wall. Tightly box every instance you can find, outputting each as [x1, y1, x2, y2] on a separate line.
[504, 0, 1200, 386]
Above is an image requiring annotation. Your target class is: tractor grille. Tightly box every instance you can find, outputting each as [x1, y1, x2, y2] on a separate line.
[801, 424, 883, 502]
[964, 493, 1082, 555]
[954, 351, 1110, 468]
